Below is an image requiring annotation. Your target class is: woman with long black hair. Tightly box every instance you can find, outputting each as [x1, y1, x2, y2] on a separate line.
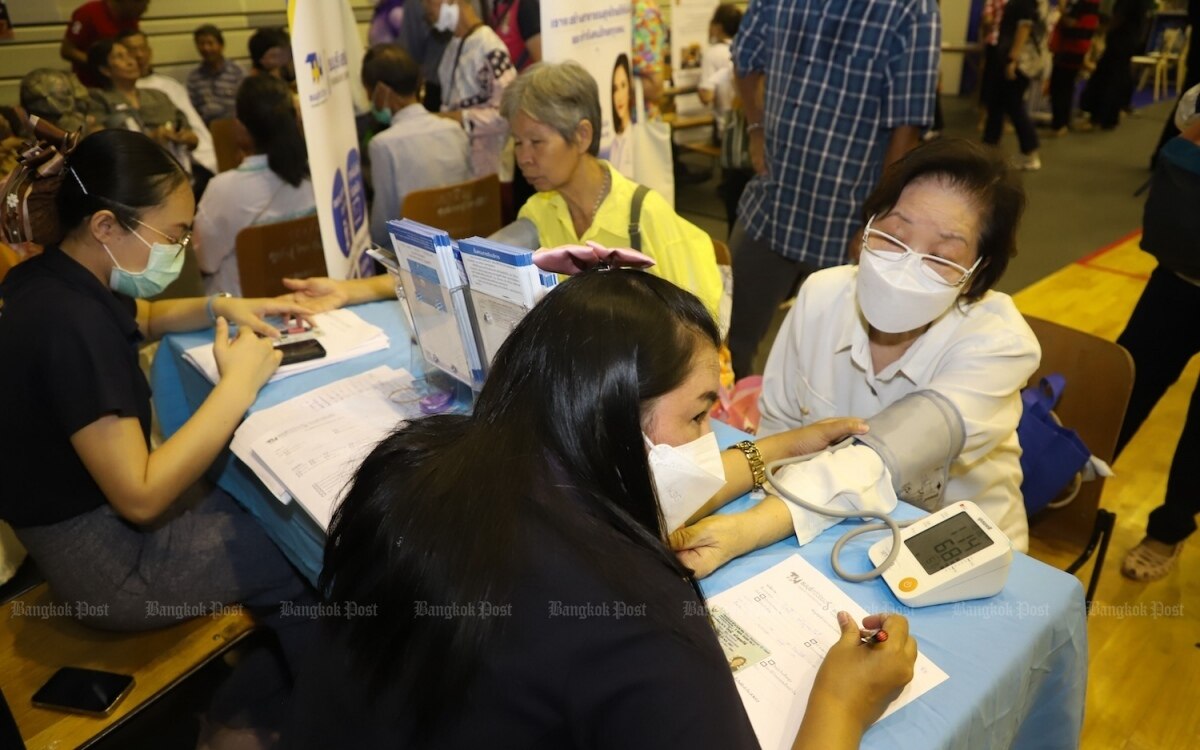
[286, 269, 917, 748]
[194, 74, 316, 295]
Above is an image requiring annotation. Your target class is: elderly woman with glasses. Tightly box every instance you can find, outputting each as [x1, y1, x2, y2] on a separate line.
[502, 60, 724, 322]
[0, 129, 316, 655]
[671, 139, 1041, 578]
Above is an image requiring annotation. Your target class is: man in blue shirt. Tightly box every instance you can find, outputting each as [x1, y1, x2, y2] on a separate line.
[727, 0, 941, 377]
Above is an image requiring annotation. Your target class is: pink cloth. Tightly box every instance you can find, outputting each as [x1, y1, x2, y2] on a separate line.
[532, 241, 655, 275]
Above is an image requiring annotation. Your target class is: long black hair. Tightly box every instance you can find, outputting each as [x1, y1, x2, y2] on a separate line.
[57, 129, 189, 239]
[612, 53, 634, 133]
[322, 269, 721, 731]
[236, 75, 309, 187]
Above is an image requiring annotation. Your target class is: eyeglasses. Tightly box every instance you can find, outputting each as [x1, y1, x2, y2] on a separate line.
[130, 218, 191, 258]
[861, 215, 979, 287]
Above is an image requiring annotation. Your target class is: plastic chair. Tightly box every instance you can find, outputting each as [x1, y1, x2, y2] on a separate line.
[1022, 315, 1134, 606]
[207, 118, 243, 173]
[234, 213, 326, 298]
[0, 583, 256, 750]
[401, 173, 503, 240]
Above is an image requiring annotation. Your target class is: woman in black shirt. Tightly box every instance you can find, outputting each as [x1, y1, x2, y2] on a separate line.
[0, 129, 313, 648]
[288, 270, 917, 748]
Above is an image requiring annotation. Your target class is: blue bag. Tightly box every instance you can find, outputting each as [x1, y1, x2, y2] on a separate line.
[1017, 374, 1092, 515]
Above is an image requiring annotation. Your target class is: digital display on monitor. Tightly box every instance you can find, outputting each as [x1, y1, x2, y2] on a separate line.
[903, 511, 995, 576]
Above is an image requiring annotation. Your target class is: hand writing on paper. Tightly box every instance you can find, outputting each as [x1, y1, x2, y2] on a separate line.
[807, 612, 918, 733]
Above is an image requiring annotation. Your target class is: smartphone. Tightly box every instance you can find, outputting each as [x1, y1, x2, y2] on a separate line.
[276, 338, 326, 366]
[31, 667, 135, 717]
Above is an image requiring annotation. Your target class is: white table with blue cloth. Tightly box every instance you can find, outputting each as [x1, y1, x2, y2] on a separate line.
[150, 299, 1088, 750]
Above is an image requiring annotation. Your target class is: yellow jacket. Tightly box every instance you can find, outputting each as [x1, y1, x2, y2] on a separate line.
[518, 162, 723, 320]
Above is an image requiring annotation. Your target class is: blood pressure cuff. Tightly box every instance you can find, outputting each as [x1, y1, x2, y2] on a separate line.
[855, 390, 966, 512]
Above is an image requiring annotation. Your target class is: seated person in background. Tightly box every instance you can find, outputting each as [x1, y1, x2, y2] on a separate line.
[698, 3, 740, 144]
[363, 43, 470, 247]
[117, 29, 219, 185]
[422, 0, 516, 179]
[194, 75, 316, 296]
[0, 128, 314, 655]
[672, 139, 1039, 577]
[500, 60, 724, 322]
[248, 26, 296, 85]
[20, 68, 97, 135]
[187, 24, 245, 125]
[60, 0, 147, 88]
[87, 39, 199, 158]
[285, 267, 917, 748]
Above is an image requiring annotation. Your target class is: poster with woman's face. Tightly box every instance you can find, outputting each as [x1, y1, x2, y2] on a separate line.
[539, 1, 634, 165]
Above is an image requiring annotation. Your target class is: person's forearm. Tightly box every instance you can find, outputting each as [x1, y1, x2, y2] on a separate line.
[881, 125, 922, 174]
[736, 71, 765, 125]
[345, 275, 394, 304]
[688, 431, 824, 521]
[792, 697, 864, 750]
[526, 34, 542, 63]
[145, 297, 215, 340]
[135, 378, 258, 523]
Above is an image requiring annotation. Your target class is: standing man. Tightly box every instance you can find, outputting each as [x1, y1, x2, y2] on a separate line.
[485, 0, 541, 71]
[187, 24, 245, 125]
[60, 0, 148, 88]
[727, 0, 940, 378]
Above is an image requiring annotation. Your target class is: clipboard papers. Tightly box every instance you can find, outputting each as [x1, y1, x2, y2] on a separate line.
[381, 220, 557, 389]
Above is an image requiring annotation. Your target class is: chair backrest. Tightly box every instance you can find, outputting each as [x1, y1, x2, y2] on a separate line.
[712, 238, 732, 268]
[235, 213, 326, 298]
[401, 173, 503, 240]
[208, 118, 243, 173]
[1022, 315, 1134, 548]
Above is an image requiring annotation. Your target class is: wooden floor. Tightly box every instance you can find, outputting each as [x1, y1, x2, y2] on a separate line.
[1012, 236, 1200, 750]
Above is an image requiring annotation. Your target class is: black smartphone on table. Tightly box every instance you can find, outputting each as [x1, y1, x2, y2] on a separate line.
[275, 338, 326, 366]
[31, 667, 135, 717]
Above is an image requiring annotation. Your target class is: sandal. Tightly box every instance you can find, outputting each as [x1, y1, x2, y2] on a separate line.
[1121, 538, 1183, 581]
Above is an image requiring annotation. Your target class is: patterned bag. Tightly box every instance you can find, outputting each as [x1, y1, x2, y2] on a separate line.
[0, 110, 80, 246]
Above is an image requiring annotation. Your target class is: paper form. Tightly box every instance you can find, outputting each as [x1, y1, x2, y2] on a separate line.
[707, 554, 948, 750]
[238, 368, 424, 528]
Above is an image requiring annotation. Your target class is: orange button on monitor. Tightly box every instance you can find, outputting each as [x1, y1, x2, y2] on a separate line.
[899, 577, 918, 592]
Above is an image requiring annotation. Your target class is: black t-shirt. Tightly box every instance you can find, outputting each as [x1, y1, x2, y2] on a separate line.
[0, 246, 151, 528]
[997, 0, 1037, 56]
[285, 515, 762, 749]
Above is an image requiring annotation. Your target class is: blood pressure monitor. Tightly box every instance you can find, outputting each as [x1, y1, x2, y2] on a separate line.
[867, 501, 1013, 607]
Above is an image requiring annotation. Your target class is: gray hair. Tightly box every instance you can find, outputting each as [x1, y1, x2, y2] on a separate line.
[500, 61, 601, 156]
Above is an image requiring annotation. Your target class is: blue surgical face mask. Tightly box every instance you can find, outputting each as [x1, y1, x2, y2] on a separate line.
[102, 221, 185, 298]
[371, 105, 393, 125]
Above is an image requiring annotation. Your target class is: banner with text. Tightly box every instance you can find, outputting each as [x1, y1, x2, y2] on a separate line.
[540, 2, 635, 180]
[288, 0, 369, 279]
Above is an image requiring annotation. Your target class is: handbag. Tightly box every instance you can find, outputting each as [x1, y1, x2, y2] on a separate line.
[1017, 374, 1093, 515]
[0, 110, 80, 246]
[631, 77, 675, 207]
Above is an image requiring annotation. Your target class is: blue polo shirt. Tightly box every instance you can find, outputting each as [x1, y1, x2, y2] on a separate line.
[0, 246, 151, 528]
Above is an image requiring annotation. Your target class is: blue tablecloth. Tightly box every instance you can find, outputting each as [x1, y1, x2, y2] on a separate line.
[152, 299, 1087, 750]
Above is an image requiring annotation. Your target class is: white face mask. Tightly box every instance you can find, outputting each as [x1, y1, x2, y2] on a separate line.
[434, 1, 460, 32]
[645, 431, 726, 534]
[855, 219, 979, 334]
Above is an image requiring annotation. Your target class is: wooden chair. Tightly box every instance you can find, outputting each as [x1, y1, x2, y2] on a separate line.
[207, 118, 243, 173]
[1023, 315, 1134, 605]
[234, 213, 326, 298]
[400, 173, 503, 240]
[0, 583, 256, 750]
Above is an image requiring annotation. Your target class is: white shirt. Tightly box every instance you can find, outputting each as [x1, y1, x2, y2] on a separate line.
[368, 103, 471, 246]
[193, 154, 317, 296]
[758, 265, 1041, 551]
[137, 72, 217, 174]
[699, 40, 734, 136]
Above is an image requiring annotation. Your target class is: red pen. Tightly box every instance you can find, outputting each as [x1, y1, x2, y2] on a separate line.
[860, 628, 888, 645]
